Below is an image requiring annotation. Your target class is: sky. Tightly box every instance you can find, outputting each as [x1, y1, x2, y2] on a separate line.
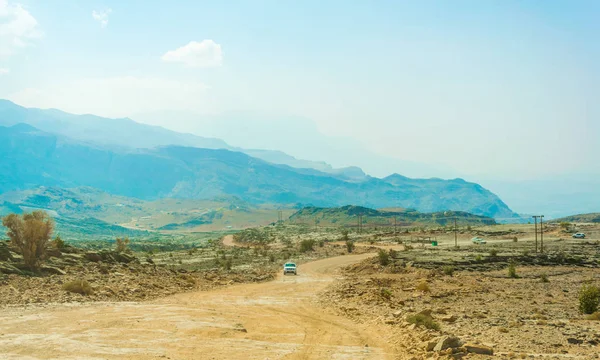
[1, 0, 599, 184]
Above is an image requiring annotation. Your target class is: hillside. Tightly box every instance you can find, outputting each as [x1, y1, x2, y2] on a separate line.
[552, 213, 600, 224]
[0, 124, 517, 218]
[289, 205, 497, 227]
[0, 186, 293, 233]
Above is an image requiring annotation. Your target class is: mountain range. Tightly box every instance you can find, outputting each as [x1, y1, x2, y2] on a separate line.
[0, 99, 519, 219]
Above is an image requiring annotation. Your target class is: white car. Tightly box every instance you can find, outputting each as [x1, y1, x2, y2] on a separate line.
[572, 233, 586, 239]
[471, 237, 487, 244]
[283, 262, 297, 275]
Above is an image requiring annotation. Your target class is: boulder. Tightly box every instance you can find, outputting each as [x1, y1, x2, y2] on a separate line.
[464, 343, 493, 355]
[434, 336, 463, 352]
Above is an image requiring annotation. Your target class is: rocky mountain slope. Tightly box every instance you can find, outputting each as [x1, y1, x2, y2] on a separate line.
[0, 124, 518, 218]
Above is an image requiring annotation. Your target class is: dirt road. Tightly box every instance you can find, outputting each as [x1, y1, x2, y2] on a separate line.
[0, 252, 396, 360]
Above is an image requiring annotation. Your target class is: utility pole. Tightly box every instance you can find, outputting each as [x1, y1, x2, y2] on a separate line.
[540, 215, 544, 253]
[454, 217, 458, 247]
[532, 216, 539, 253]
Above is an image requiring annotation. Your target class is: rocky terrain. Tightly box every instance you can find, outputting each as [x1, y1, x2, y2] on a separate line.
[319, 236, 600, 359]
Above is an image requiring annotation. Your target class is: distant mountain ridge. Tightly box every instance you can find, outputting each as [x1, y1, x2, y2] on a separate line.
[289, 205, 497, 227]
[0, 99, 353, 177]
[0, 123, 518, 218]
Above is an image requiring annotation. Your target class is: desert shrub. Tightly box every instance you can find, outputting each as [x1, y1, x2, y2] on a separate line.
[512, 237, 518, 242]
[63, 279, 94, 295]
[380, 288, 392, 300]
[369, 239, 375, 245]
[2, 211, 54, 270]
[318, 240, 325, 247]
[52, 235, 66, 249]
[539, 273, 549, 283]
[340, 229, 349, 241]
[345, 240, 355, 253]
[475, 254, 483, 262]
[586, 312, 600, 321]
[222, 258, 233, 270]
[115, 237, 130, 253]
[489, 249, 498, 257]
[404, 244, 414, 251]
[388, 249, 398, 259]
[299, 239, 315, 252]
[442, 265, 455, 276]
[406, 314, 440, 331]
[508, 260, 518, 278]
[416, 281, 430, 292]
[560, 222, 571, 231]
[281, 237, 292, 247]
[269, 254, 275, 262]
[579, 284, 600, 314]
[522, 249, 530, 257]
[378, 249, 390, 266]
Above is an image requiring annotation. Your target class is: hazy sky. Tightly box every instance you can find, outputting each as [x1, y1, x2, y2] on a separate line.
[1, 0, 598, 181]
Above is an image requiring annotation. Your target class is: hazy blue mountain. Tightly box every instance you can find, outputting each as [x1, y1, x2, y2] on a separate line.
[0, 100, 353, 177]
[0, 99, 230, 150]
[0, 124, 517, 218]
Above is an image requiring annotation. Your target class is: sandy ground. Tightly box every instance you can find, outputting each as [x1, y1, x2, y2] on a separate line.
[0, 252, 398, 360]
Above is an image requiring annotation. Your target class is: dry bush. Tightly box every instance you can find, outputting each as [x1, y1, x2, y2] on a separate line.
[378, 249, 390, 266]
[380, 288, 392, 300]
[406, 314, 440, 330]
[508, 260, 518, 278]
[63, 279, 94, 295]
[442, 265, 455, 276]
[52, 235, 66, 249]
[416, 280, 430, 292]
[346, 240, 355, 253]
[299, 239, 315, 252]
[539, 273, 549, 283]
[1, 211, 54, 270]
[115, 237, 130, 253]
[579, 284, 600, 314]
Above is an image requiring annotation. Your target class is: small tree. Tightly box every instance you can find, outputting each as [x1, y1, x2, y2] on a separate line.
[341, 229, 349, 241]
[52, 235, 66, 249]
[346, 240, 355, 253]
[299, 239, 315, 252]
[579, 284, 600, 314]
[2, 211, 54, 270]
[378, 249, 390, 266]
[115, 237, 130, 253]
[508, 260, 518, 278]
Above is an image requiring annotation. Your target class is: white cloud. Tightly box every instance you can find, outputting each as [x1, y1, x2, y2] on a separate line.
[0, 0, 42, 58]
[92, 8, 112, 28]
[0, 67, 9, 75]
[8, 76, 213, 118]
[161, 40, 223, 67]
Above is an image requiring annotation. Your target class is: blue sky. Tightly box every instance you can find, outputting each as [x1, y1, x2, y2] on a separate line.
[1, 0, 598, 182]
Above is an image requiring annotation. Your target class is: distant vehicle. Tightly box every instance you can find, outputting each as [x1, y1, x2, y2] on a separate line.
[283, 262, 297, 275]
[471, 237, 487, 244]
[572, 233, 586, 239]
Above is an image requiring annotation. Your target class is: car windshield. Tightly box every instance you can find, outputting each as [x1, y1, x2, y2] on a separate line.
[284, 264, 296, 267]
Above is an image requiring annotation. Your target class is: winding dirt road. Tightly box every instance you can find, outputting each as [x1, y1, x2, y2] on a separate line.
[0, 250, 396, 360]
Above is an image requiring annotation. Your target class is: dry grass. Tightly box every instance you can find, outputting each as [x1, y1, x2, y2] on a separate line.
[406, 313, 440, 331]
[63, 279, 94, 295]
